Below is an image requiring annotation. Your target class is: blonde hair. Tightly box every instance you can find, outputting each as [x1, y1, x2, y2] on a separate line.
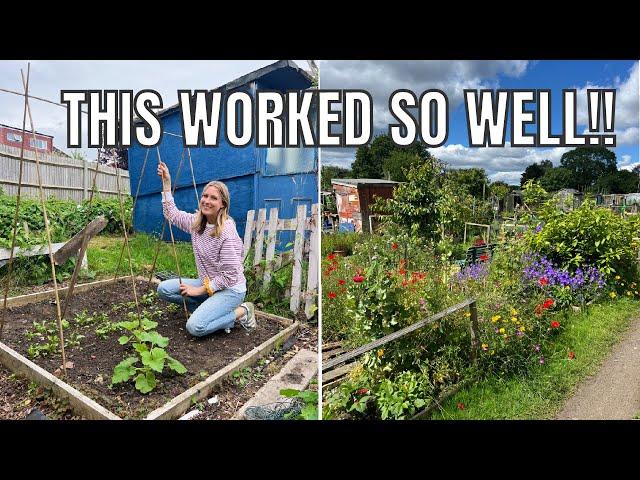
[192, 181, 231, 237]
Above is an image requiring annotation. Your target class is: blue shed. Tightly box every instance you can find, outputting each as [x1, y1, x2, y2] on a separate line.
[127, 60, 318, 249]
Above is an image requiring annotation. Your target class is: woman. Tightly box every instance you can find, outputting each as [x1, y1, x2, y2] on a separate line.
[156, 161, 255, 336]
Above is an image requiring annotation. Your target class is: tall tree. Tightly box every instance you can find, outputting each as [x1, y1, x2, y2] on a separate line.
[447, 168, 489, 199]
[539, 167, 573, 192]
[352, 134, 431, 179]
[559, 146, 617, 191]
[321, 165, 352, 191]
[594, 170, 639, 194]
[520, 159, 552, 186]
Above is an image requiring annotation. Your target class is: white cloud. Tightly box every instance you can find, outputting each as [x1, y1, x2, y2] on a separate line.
[575, 62, 639, 145]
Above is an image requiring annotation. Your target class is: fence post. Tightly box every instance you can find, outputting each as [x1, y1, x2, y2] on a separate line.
[290, 204, 306, 314]
[262, 208, 279, 288]
[253, 208, 267, 268]
[304, 203, 319, 319]
[83, 158, 88, 200]
[469, 300, 480, 364]
[242, 209, 255, 262]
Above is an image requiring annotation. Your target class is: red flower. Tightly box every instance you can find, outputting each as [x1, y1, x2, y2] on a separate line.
[568, 351, 575, 359]
[479, 254, 489, 262]
[391, 242, 398, 250]
[539, 277, 549, 286]
[327, 292, 337, 299]
[399, 259, 407, 268]
[338, 279, 346, 286]
[402, 280, 409, 287]
[327, 254, 336, 261]
[551, 321, 560, 329]
[353, 274, 365, 283]
[543, 298, 554, 309]
[399, 267, 407, 276]
[457, 402, 465, 410]
[356, 388, 369, 395]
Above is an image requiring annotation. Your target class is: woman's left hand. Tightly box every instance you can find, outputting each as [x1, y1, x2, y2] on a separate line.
[179, 284, 205, 297]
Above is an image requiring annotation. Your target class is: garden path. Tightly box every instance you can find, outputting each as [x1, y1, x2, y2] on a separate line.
[557, 314, 640, 420]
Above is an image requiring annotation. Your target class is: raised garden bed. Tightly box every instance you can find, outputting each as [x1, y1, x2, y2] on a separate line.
[0, 277, 298, 419]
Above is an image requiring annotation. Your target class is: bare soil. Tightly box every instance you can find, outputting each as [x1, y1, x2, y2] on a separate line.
[0, 279, 285, 419]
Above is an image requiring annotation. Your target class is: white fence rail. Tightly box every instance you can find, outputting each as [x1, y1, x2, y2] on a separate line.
[243, 204, 319, 319]
[0, 144, 130, 202]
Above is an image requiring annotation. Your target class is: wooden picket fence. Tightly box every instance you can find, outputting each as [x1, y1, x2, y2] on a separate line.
[243, 204, 319, 320]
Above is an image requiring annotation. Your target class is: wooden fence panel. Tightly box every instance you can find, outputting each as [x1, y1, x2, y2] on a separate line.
[0, 144, 130, 201]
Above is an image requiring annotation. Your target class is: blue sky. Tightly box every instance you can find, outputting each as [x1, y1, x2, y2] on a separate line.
[321, 60, 639, 185]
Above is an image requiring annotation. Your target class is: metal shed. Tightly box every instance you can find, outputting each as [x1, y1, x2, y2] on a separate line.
[127, 60, 318, 247]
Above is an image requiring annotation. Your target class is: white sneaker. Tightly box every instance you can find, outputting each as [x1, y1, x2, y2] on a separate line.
[238, 302, 256, 331]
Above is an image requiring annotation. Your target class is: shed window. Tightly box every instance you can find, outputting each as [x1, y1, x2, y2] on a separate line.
[7, 132, 22, 142]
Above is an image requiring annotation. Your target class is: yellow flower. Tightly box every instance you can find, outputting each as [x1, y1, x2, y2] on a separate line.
[510, 308, 518, 316]
[464, 312, 471, 318]
[519, 325, 526, 332]
[565, 285, 570, 290]
[377, 349, 384, 358]
[615, 275, 621, 280]
[627, 291, 632, 296]
[492, 315, 501, 323]
[490, 350, 495, 355]
[511, 317, 518, 323]
[610, 292, 617, 299]
[499, 327, 505, 334]
[481, 343, 488, 351]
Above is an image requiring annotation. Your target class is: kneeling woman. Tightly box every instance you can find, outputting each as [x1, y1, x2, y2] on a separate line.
[156, 161, 255, 336]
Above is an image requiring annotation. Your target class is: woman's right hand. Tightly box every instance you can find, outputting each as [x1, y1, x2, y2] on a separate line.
[157, 161, 171, 192]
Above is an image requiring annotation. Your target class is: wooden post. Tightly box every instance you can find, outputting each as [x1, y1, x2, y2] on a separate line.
[290, 204, 306, 314]
[305, 204, 319, 319]
[469, 300, 480, 364]
[262, 208, 279, 287]
[253, 209, 267, 268]
[83, 158, 88, 200]
[242, 209, 255, 262]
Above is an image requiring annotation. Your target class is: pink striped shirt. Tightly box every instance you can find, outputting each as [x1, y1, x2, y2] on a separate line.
[162, 193, 246, 292]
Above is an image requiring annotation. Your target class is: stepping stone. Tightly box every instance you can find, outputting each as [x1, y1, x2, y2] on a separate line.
[233, 348, 317, 420]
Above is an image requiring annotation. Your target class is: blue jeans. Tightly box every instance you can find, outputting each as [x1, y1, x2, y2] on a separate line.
[157, 278, 246, 337]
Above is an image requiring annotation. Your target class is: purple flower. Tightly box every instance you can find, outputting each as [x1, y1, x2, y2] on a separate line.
[534, 344, 541, 352]
[516, 330, 523, 336]
[539, 356, 545, 364]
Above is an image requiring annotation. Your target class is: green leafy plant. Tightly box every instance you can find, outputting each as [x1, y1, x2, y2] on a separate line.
[280, 388, 318, 420]
[111, 310, 186, 394]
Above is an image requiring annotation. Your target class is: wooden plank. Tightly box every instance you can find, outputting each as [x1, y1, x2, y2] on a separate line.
[255, 310, 294, 327]
[53, 215, 107, 265]
[242, 209, 255, 262]
[0, 242, 65, 264]
[3, 276, 134, 308]
[322, 362, 355, 384]
[253, 209, 267, 267]
[322, 348, 345, 361]
[262, 208, 279, 287]
[145, 321, 300, 420]
[0, 341, 121, 420]
[321, 341, 343, 351]
[290, 204, 306, 314]
[305, 203, 319, 319]
[322, 298, 477, 372]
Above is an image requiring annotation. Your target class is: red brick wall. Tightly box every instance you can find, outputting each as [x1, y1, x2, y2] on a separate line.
[0, 125, 52, 153]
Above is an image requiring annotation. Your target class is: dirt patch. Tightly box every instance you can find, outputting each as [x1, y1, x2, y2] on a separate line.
[0, 279, 286, 419]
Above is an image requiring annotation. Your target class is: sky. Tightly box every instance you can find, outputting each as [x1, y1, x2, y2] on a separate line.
[320, 60, 640, 185]
[0, 60, 313, 160]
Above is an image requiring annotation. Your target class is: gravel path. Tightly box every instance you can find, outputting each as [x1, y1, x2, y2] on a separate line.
[557, 315, 640, 420]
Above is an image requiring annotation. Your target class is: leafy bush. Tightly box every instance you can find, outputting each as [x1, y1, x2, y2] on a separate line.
[528, 199, 639, 281]
[321, 232, 361, 257]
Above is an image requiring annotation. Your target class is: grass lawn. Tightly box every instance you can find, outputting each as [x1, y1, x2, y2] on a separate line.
[87, 233, 196, 281]
[428, 298, 640, 420]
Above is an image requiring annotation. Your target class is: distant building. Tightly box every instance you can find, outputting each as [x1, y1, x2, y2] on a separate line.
[331, 179, 398, 233]
[0, 123, 53, 154]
